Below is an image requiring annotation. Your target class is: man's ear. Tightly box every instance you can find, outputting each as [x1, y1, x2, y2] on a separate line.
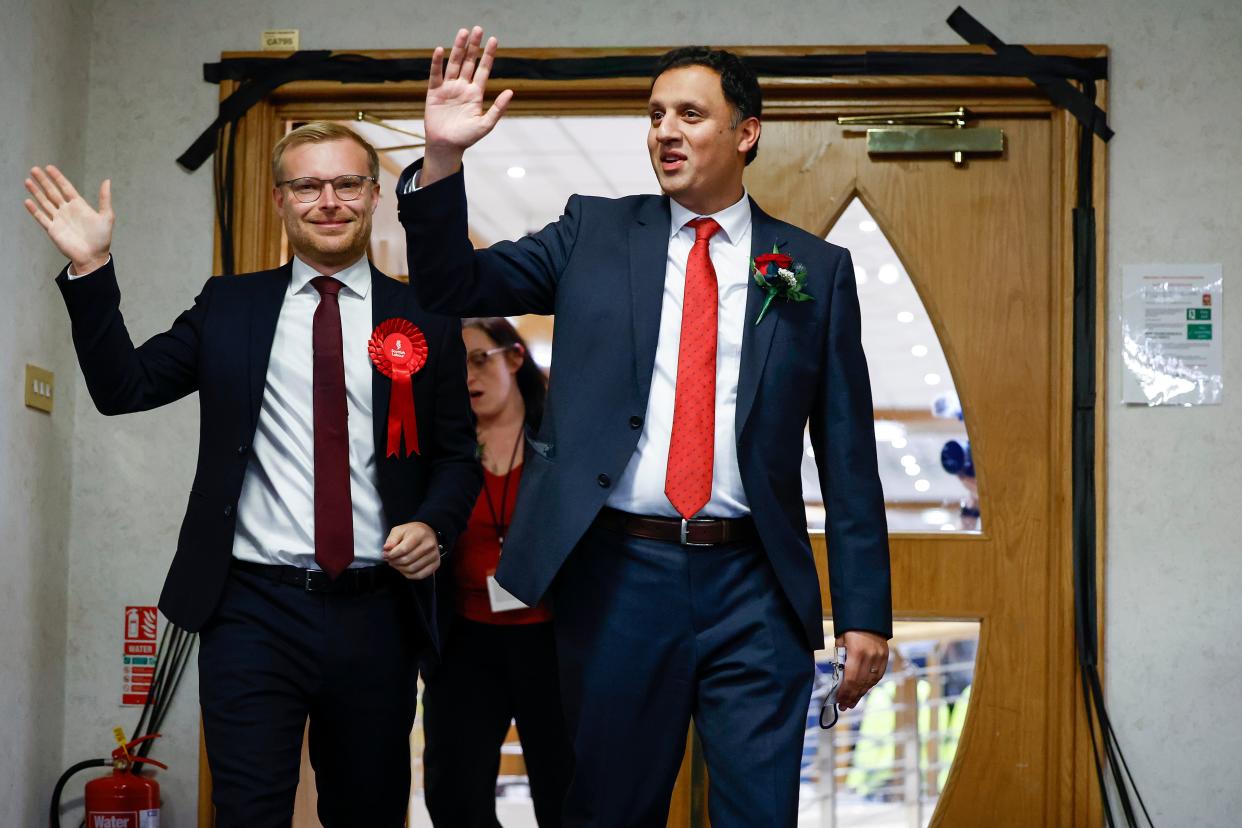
[272, 185, 285, 210]
[737, 116, 761, 156]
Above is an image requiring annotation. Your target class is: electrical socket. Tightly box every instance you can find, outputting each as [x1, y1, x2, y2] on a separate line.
[25, 364, 54, 413]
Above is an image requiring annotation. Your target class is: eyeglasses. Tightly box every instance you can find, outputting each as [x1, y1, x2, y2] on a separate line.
[466, 345, 515, 370]
[276, 174, 377, 203]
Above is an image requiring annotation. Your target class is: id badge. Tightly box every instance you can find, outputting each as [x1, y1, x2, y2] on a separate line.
[487, 574, 529, 613]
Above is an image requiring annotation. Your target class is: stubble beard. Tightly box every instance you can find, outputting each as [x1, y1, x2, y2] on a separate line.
[286, 212, 372, 271]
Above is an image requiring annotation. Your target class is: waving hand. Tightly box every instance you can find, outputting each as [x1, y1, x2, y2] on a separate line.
[421, 27, 513, 186]
[25, 165, 114, 276]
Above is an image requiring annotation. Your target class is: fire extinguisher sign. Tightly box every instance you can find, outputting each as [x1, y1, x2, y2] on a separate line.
[122, 606, 158, 706]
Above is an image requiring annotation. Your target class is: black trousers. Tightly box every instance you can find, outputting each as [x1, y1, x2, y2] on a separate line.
[198, 566, 423, 828]
[552, 524, 815, 828]
[423, 617, 573, 827]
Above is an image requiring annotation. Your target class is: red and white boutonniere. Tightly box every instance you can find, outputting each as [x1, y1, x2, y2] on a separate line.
[751, 245, 814, 326]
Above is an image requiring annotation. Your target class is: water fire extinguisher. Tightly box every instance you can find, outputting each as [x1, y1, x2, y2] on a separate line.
[84, 730, 165, 827]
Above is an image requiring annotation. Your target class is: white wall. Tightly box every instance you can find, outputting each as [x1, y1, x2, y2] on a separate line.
[45, 0, 1242, 825]
[0, 0, 91, 822]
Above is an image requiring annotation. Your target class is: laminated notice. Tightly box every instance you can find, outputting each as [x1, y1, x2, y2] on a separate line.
[1121, 264, 1222, 406]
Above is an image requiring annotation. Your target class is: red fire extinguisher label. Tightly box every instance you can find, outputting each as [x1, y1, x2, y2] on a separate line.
[88, 812, 159, 828]
[121, 606, 158, 706]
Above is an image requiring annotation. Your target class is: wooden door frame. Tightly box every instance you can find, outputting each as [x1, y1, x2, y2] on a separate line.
[198, 44, 1108, 828]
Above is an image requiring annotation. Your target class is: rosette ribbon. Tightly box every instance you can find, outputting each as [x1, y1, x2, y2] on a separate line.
[368, 318, 428, 457]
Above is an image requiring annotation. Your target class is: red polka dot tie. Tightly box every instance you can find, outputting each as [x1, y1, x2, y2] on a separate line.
[666, 217, 722, 519]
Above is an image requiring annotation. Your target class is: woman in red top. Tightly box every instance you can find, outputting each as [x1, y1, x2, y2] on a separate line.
[423, 317, 572, 827]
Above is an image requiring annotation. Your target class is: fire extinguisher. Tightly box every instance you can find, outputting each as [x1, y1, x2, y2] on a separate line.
[84, 731, 165, 827]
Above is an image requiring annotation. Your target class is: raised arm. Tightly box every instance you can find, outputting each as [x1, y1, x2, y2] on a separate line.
[25, 164, 205, 413]
[421, 26, 514, 187]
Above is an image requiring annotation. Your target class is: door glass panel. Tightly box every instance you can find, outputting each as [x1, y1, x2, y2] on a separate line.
[801, 620, 981, 826]
[803, 198, 979, 534]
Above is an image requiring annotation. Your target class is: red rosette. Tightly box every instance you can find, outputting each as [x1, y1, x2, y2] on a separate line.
[368, 318, 428, 457]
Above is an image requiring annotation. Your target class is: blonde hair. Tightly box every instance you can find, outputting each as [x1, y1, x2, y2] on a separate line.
[271, 121, 380, 182]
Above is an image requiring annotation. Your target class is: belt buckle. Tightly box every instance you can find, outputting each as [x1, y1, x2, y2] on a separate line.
[304, 569, 332, 592]
[679, 518, 715, 547]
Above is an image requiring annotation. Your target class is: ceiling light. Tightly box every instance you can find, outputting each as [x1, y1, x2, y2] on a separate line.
[878, 264, 899, 284]
[900, 454, 917, 466]
[859, 219, 878, 233]
[891, 436, 908, 449]
[854, 266, 868, 285]
[897, 311, 914, 323]
[923, 509, 951, 525]
[905, 464, 921, 477]
[911, 344, 929, 358]
[940, 523, 956, 531]
[914, 479, 931, 492]
[924, 373, 942, 386]
[507, 166, 526, 179]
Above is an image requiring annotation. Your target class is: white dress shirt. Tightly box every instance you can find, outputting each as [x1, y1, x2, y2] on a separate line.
[231, 255, 387, 568]
[606, 192, 752, 518]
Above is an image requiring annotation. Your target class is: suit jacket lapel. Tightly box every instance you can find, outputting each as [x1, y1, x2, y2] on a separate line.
[247, 262, 293, 431]
[370, 265, 403, 460]
[735, 200, 782, 438]
[629, 196, 672, 402]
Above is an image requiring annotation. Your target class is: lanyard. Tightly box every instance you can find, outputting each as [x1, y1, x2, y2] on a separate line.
[480, 431, 523, 553]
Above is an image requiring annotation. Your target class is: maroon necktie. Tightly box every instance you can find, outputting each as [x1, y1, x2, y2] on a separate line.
[665, 217, 722, 519]
[311, 276, 354, 578]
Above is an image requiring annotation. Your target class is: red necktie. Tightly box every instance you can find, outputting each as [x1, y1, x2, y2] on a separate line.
[666, 217, 722, 519]
[311, 276, 354, 577]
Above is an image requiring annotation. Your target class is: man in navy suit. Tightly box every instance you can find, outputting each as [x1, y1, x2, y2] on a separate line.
[400, 28, 892, 826]
[24, 122, 480, 827]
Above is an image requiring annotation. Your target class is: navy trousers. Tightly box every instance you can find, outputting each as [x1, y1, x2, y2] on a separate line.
[198, 566, 422, 828]
[551, 523, 814, 828]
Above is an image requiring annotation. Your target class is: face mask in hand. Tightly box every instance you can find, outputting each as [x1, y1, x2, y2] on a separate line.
[818, 645, 847, 729]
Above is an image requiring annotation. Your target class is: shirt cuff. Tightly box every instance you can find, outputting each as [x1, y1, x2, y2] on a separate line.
[66, 255, 113, 279]
[402, 169, 421, 195]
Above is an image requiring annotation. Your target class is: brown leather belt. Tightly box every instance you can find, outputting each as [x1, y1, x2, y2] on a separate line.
[596, 507, 757, 547]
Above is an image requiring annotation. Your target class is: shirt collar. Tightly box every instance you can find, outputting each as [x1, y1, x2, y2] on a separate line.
[290, 254, 372, 299]
[668, 190, 751, 245]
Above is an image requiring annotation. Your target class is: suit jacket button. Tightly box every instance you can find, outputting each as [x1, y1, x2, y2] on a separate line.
[629, 416, 643, 430]
[237, 444, 248, 455]
[597, 474, 611, 488]
[223, 505, 234, 517]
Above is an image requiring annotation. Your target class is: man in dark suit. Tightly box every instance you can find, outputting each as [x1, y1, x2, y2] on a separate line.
[400, 28, 892, 827]
[24, 122, 481, 828]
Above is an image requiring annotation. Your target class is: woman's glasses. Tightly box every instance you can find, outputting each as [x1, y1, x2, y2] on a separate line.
[466, 345, 517, 370]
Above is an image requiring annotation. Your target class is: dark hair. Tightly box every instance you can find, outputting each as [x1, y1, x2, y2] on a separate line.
[651, 46, 762, 165]
[462, 317, 546, 432]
